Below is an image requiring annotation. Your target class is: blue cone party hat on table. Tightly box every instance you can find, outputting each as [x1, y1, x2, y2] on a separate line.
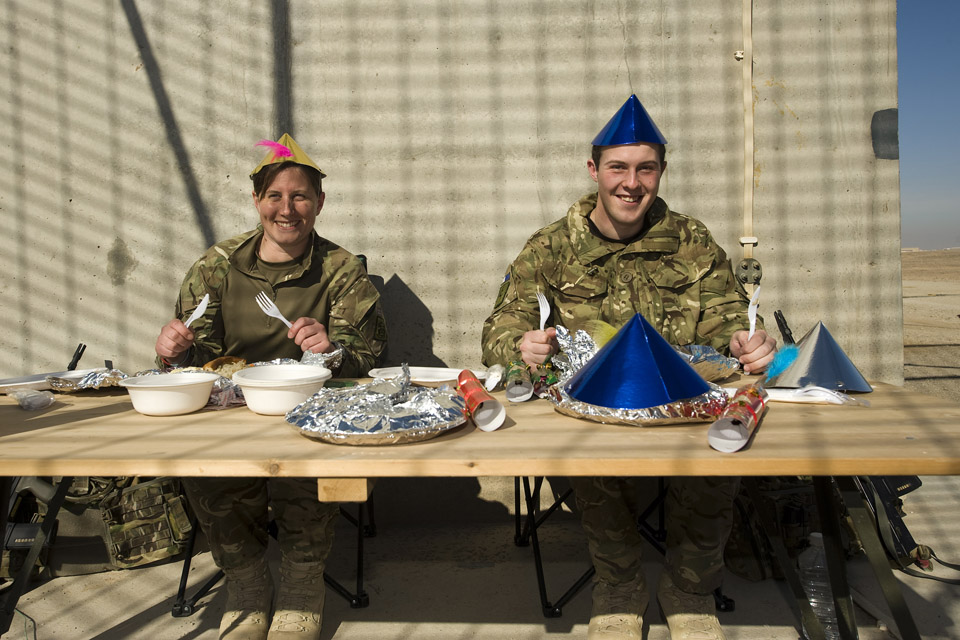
[592, 94, 668, 147]
[765, 321, 872, 393]
[565, 314, 710, 409]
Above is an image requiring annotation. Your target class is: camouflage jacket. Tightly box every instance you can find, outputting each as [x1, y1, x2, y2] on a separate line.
[160, 228, 387, 377]
[481, 192, 760, 368]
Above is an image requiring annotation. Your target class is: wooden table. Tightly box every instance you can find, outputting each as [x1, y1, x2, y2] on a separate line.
[3, 380, 960, 639]
[2, 381, 959, 480]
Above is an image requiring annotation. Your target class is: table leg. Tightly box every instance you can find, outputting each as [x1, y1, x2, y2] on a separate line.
[834, 476, 922, 640]
[743, 477, 826, 639]
[813, 477, 860, 639]
[1, 478, 10, 542]
[0, 476, 72, 636]
[518, 476, 593, 617]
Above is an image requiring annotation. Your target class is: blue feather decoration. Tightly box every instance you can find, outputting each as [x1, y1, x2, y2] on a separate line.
[765, 344, 799, 381]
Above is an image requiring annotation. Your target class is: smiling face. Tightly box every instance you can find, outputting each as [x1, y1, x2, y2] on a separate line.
[587, 143, 666, 241]
[252, 165, 325, 262]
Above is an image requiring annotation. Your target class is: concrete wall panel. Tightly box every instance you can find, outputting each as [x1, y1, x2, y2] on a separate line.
[1, 0, 901, 386]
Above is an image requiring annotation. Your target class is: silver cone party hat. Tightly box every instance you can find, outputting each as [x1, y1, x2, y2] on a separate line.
[765, 321, 872, 392]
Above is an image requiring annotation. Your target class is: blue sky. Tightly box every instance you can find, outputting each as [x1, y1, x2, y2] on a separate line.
[898, 1, 960, 249]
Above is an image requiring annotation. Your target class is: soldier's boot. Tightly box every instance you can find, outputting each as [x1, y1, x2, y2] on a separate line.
[657, 573, 725, 640]
[267, 558, 325, 639]
[587, 578, 648, 639]
[219, 556, 274, 640]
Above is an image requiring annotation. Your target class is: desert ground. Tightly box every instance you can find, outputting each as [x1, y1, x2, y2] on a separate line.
[901, 248, 960, 401]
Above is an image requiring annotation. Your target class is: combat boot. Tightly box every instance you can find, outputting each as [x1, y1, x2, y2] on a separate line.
[587, 578, 648, 639]
[657, 573, 725, 640]
[219, 556, 274, 640]
[268, 557, 325, 639]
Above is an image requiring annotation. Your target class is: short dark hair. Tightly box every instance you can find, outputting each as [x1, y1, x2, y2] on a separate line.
[591, 143, 666, 168]
[251, 162, 323, 199]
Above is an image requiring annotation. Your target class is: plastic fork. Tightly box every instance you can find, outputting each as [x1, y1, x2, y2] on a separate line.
[255, 291, 293, 328]
[183, 294, 209, 329]
[535, 290, 550, 331]
[747, 286, 761, 339]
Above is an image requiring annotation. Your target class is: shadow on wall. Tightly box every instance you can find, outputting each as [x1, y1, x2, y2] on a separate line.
[366, 272, 505, 522]
[369, 273, 447, 368]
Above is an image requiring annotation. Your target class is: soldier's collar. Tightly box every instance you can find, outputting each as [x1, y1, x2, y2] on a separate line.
[632, 200, 680, 254]
[231, 228, 319, 278]
[569, 193, 616, 263]
[570, 194, 679, 261]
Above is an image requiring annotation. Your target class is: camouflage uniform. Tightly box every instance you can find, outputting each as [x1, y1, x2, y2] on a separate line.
[160, 227, 387, 376]
[171, 227, 387, 572]
[183, 477, 339, 571]
[482, 192, 759, 602]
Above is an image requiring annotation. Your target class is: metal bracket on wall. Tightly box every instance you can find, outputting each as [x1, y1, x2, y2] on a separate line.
[736, 258, 763, 286]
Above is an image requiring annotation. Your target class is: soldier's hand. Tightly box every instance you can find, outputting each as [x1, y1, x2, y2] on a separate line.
[519, 328, 558, 368]
[730, 329, 777, 374]
[291, 317, 335, 354]
[155, 319, 195, 364]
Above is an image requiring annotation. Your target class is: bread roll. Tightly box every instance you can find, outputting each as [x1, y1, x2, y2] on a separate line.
[203, 356, 247, 378]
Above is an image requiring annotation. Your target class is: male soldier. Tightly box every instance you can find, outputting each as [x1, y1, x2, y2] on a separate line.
[481, 95, 775, 640]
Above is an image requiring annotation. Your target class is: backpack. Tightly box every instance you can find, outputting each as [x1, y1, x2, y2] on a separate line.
[2, 476, 193, 580]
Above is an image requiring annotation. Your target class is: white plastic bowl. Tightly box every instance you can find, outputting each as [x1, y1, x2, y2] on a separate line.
[119, 372, 220, 416]
[232, 364, 332, 415]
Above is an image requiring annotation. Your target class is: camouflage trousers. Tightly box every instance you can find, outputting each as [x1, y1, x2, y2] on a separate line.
[183, 477, 339, 572]
[569, 476, 740, 598]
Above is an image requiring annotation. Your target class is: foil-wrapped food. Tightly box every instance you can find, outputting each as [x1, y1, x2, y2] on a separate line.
[549, 326, 729, 427]
[548, 383, 729, 427]
[46, 368, 128, 392]
[289, 365, 466, 445]
[300, 345, 343, 372]
[675, 344, 741, 383]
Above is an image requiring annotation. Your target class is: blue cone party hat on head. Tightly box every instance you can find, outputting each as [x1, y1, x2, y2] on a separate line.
[765, 322, 872, 393]
[592, 94, 668, 147]
[565, 314, 710, 409]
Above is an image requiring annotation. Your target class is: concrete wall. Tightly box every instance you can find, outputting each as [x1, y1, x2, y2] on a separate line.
[1, 0, 901, 385]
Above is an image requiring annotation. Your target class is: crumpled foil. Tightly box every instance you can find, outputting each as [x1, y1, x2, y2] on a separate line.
[300, 345, 343, 371]
[674, 344, 741, 383]
[252, 358, 299, 367]
[289, 364, 467, 445]
[47, 368, 128, 392]
[133, 367, 243, 409]
[549, 326, 729, 426]
[207, 375, 244, 408]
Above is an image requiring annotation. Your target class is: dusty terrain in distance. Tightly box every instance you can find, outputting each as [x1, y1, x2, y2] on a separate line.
[901, 248, 960, 401]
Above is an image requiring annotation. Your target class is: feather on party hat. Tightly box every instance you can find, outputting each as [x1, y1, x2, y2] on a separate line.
[250, 133, 326, 179]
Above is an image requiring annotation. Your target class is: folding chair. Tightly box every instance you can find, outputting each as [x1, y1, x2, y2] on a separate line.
[514, 476, 734, 618]
[172, 499, 376, 617]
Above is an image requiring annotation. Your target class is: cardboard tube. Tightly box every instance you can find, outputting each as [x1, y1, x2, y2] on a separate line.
[708, 383, 768, 453]
[458, 370, 506, 432]
[504, 361, 534, 403]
